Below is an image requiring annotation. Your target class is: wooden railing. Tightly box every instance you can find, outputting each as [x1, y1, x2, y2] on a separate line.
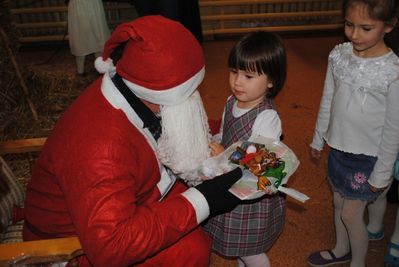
[9, 0, 343, 44]
[10, 2, 136, 43]
[200, 0, 343, 35]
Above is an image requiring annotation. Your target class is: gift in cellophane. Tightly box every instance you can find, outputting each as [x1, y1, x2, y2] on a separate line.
[197, 135, 309, 202]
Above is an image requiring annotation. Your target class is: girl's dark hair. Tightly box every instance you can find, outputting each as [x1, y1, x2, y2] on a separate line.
[342, 0, 399, 55]
[228, 31, 287, 98]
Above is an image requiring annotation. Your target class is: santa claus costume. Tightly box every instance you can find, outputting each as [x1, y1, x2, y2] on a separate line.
[23, 16, 215, 267]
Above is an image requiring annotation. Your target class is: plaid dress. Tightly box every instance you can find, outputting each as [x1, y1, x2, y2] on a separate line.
[203, 96, 286, 257]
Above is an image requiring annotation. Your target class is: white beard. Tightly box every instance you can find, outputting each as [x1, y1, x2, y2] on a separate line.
[156, 90, 211, 186]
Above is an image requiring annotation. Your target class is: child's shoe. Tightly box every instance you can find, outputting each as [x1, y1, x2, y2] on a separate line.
[368, 229, 384, 241]
[307, 250, 351, 267]
[385, 241, 399, 267]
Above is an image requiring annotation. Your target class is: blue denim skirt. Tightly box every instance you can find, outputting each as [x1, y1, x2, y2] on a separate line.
[328, 148, 380, 201]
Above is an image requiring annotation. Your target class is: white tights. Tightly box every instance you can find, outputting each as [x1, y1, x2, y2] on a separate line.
[237, 253, 271, 267]
[367, 185, 390, 234]
[368, 183, 399, 259]
[324, 192, 368, 267]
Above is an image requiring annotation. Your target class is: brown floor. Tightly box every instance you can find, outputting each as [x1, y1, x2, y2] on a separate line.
[19, 34, 397, 267]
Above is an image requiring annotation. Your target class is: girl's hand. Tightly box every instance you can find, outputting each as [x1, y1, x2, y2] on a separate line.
[209, 142, 225, 156]
[262, 187, 276, 195]
[310, 147, 322, 160]
[370, 184, 387, 193]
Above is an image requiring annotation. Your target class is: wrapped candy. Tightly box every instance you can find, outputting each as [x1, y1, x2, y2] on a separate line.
[229, 141, 287, 190]
[197, 135, 309, 202]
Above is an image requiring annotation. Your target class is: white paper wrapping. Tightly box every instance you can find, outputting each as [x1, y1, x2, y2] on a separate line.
[198, 135, 309, 202]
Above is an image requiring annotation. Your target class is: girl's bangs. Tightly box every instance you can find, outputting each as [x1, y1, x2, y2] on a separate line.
[229, 51, 263, 74]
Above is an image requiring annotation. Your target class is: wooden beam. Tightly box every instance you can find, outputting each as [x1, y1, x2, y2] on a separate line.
[104, 4, 135, 10]
[0, 237, 82, 265]
[10, 4, 134, 15]
[0, 138, 46, 155]
[11, 6, 67, 14]
[19, 35, 68, 43]
[202, 10, 341, 21]
[15, 20, 125, 30]
[200, 0, 341, 7]
[203, 23, 343, 35]
[15, 21, 67, 29]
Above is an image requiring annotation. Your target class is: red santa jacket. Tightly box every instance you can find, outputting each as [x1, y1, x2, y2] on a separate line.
[23, 75, 210, 266]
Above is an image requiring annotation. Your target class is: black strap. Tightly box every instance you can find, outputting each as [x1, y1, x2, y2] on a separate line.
[111, 73, 162, 140]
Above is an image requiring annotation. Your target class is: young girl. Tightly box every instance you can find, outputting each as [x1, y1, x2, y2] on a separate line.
[308, 0, 399, 266]
[203, 31, 287, 267]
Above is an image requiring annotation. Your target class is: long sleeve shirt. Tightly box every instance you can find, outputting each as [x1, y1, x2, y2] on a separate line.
[311, 42, 399, 188]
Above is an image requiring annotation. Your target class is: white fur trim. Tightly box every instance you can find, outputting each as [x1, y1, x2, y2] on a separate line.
[181, 187, 210, 223]
[123, 67, 205, 106]
[95, 56, 114, 74]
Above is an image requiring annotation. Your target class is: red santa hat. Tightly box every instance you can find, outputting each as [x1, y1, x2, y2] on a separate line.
[95, 15, 205, 106]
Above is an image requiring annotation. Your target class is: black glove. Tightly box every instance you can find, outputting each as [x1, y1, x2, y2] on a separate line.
[195, 167, 243, 217]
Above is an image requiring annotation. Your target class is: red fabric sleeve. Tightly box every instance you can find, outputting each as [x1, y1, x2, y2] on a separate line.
[60, 145, 199, 266]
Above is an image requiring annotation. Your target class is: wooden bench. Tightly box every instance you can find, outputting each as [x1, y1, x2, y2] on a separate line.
[0, 138, 83, 266]
[0, 237, 82, 266]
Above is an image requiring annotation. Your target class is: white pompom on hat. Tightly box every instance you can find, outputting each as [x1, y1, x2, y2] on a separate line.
[94, 56, 114, 74]
[95, 15, 205, 106]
